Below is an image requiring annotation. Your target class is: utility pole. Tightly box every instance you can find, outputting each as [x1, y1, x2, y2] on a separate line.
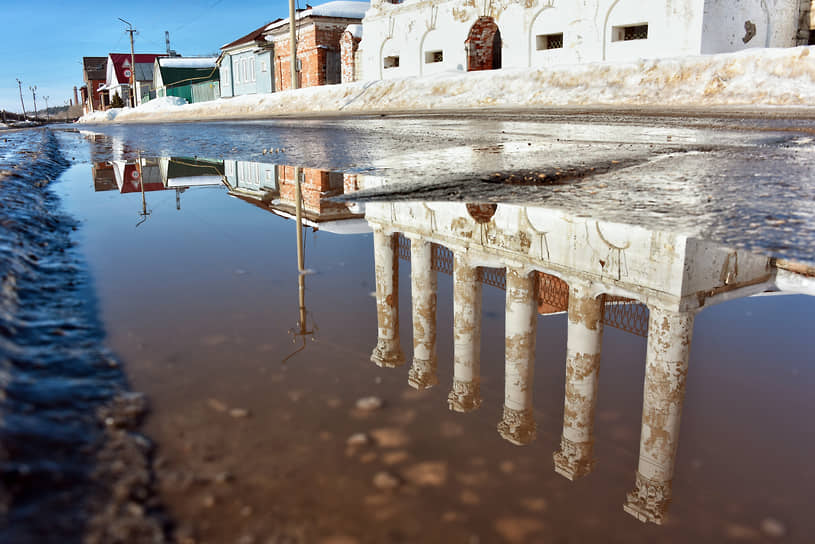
[119, 18, 137, 107]
[16, 78, 26, 118]
[29, 85, 38, 121]
[43, 96, 49, 121]
[289, 0, 298, 90]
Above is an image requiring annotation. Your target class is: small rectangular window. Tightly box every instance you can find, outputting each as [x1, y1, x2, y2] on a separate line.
[384, 55, 400, 69]
[424, 50, 443, 63]
[261, 61, 267, 72]
[251, 58, 255, 81]
[536, 33, 564, 50]
[612, 24, 648, 42]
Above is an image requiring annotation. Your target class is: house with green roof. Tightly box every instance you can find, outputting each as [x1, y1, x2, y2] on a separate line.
[152, 57, 220, 104]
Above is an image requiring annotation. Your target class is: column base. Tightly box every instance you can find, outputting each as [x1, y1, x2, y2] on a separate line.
[408, 359, 438, 390]
[552, 437, 596, 481]
[447, 379, 482, 412]
[497, 405, 536, 446]
[623, 472, 672, 525]
[370, 339, 405, 368]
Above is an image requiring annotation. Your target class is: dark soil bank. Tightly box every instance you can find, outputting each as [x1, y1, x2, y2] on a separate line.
[0, 129, 167, 543]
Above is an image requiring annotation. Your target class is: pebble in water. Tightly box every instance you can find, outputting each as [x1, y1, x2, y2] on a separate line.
[355, 396, 384, 411]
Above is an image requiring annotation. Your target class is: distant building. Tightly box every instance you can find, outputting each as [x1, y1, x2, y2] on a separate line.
[81, 57, 107, 114]
[360, 0, 811, 80]
[153, 57, 220, 104]
[102, 53, 166, 108]
[263, 1, 369, 91]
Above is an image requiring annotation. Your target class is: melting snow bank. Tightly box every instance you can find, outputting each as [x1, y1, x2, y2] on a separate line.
[79, 46, 815, 123]
[0, 130, 169, 543]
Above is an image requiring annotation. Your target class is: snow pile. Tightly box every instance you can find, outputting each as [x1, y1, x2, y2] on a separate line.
[135, 96, 188, 111]
[346, 24, 363, 39]
[311, 1, 369, 19]
[79, 46, 815, 124]
[266, 1, 369, 30]
[158, 57, 218, 68]
[80, 108, 123, 123]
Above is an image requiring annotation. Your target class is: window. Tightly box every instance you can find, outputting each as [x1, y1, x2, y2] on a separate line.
[242, 58, 248, 82]
[536, 33, 564, 50]
[234, 59, 240, 84]
[424, 50, 443, 63]
[261, 61, 267, 72]
[612, 24, 648, 42]
[384, 55, 400, 69]
[250, 58, 255, 81]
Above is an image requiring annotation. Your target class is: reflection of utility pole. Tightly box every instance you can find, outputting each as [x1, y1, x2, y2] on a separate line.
[16, 79, 26, 118]
[175, 187, 186, 210]
[283, 167, 316, 363]
[29, 85, 38, 121]
[119, 18, 137, 107]
[136, 153, 151, 227]
[43, 96, 49, 121]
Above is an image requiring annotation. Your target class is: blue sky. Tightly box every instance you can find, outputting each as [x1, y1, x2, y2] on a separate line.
[0, 0, 297, 113]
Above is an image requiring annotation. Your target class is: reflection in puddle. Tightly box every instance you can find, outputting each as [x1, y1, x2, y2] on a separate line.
[64, 131, 814, 540]
[364, 196, 813, 525]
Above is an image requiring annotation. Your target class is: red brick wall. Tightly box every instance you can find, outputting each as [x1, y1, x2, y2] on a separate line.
[278, 166, 349, 214]
[274, 21, 348, 91]
[466, 17, 501, 72]
[340, 31, 361, 84]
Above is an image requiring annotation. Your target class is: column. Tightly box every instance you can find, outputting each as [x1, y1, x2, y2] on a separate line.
[407, 236, 438, 389]
[553, 282, 604, 480]
[370, 226, 405, 368]
[624, 307, 695, 525]
[447, 253, 482, 411]
[497, 267, 537, 446]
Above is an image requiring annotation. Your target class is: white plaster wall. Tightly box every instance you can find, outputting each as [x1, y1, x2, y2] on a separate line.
[701, 0, 801, 53]
[362, 0, 801, 79]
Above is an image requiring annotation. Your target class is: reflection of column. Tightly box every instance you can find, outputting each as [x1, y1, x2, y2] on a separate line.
[448, 254, 482, 411]
[497, 267, 537, 445]
[553, 282, 604, 480]
[370, 226, 405, 368]
[624, 307, 695, 525]
[407, 236, 437, 389]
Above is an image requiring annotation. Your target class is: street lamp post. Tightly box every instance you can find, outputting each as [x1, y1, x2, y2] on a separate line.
[16, 79, 26, 119]
[29, 85, 38, 121]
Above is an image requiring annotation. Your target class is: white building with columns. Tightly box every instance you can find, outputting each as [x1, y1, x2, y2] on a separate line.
[361, 189, 815, 525]
[358, 0, 811, 80]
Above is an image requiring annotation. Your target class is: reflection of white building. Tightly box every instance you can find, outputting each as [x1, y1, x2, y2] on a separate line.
[361, 0, 808, 80]
[362, 190, 815, 526]
[224, 160, 279, 195]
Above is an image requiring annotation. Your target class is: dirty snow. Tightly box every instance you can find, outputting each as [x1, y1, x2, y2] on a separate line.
[79, 46, 815, 124]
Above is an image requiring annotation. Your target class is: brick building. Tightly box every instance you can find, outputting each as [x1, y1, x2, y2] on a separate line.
[263, 1, 369, 91]
[340, 25, 363, 83]
[81, 57, 107, 114]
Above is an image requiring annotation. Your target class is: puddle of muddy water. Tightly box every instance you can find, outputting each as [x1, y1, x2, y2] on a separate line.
[41, 131, 815, 543]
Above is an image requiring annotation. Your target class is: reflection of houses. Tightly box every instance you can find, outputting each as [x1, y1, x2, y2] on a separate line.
[101, 157, 224, 210]
[153, 57, 220, 103]
[361, 0, 809, 80]
[224, 164, 366, 232]
[92, 162, 116, 192]
[363, 196, 815, 525]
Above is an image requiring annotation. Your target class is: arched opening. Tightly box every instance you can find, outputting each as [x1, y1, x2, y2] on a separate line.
[465, 17, 502, 72]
